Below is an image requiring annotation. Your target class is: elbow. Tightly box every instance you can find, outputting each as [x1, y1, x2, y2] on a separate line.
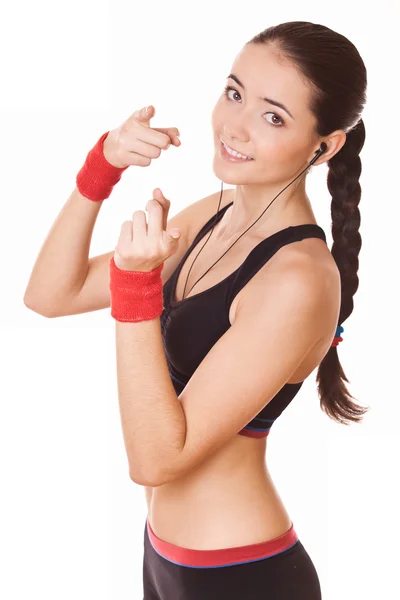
[128, 460, 172, 487]
[23, 295, 55, 318]
[129, 468, 164, 487]
[129, 464, 179, 487]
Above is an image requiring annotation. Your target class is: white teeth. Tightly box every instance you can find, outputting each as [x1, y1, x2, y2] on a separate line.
[222, 142, 252, 160]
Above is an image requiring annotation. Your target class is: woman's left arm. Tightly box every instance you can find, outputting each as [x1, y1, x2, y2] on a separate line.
[115, 318, 186, 486]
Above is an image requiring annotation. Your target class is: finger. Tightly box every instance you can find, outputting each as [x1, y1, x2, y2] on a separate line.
[125, 105, 181, 147]
[152, 127, 181, 146]
[124, 138, 164, 159]
[119, 220, 133, 243]
[130, 105, 155, 126]
[146, 198, 164, 239]
[152, 188, 170, 230]
[134, 126, 172, 150]
[124, 106, 171, 148]
[127, 105, 174, 148]
[132, 210, 148, 242]
[117, 151, 153, 168]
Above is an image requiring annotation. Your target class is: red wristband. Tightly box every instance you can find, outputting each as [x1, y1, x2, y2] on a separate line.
[109, 256, 165, 322]
[76, 132, 128, 202]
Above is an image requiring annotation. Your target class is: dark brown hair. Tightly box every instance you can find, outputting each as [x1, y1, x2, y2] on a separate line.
[247, 21, 369, 425]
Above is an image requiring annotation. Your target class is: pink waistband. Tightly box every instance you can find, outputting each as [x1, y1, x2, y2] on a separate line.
[146, 517, 299, 568]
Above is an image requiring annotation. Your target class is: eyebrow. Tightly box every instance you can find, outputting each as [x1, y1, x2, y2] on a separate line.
[227, 73, 294, 120]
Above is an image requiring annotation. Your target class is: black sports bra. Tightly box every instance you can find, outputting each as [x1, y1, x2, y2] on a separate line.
[160, 200, 327, 438]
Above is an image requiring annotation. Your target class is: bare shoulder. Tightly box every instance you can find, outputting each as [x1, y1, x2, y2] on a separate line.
[236, 232, 341, 342]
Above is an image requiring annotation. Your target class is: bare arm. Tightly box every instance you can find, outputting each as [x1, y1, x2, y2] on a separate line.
[23, 105, 182, 317]
[23, 186, 103, 316]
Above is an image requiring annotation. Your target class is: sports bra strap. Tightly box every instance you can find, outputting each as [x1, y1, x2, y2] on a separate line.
[226, 223, 327, 311]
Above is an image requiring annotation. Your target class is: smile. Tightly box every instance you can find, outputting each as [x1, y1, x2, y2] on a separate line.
[220, 140, 254, 162]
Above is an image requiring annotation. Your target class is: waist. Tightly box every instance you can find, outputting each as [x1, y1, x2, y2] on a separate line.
[147, 459, 292, 550]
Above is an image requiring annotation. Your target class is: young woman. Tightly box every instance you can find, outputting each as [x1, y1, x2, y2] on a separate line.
[24, 20, 369, 600]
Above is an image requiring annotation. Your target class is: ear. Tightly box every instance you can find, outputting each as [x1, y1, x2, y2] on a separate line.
[317, 130, 347, 164]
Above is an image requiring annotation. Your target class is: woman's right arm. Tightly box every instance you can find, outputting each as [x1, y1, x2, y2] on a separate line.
[23, 105, 182, 317]
[23, 186, 105, 317]
[23, 185, 224, 318]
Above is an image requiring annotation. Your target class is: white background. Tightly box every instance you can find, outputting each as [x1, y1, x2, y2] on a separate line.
[1, 1, 398, 598]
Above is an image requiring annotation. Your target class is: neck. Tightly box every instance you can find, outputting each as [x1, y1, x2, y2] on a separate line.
[219, 178, 316, 241]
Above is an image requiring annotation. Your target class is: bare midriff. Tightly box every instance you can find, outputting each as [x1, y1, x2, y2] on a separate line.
[144, 435, 293, 550]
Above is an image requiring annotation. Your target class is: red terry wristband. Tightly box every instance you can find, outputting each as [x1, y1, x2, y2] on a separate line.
[109, 256, 165, 322]
[76, 132, 129, 202]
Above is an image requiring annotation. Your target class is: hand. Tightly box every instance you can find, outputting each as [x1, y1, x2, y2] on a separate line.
[103, 105, 181, 169]
[113, 188, 182, 273]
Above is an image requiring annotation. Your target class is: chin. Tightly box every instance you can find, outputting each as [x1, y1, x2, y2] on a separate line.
[211, 155, 254, 186]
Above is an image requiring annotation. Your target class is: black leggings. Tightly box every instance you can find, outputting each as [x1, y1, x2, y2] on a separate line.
[142, 516, 322, 599]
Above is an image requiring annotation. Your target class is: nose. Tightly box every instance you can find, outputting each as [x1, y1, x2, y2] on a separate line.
[222, 122, 250, 145]
[221, 106, 252, 142]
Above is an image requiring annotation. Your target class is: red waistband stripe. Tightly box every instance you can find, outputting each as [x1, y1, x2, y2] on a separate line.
[146, 517, 299, 568]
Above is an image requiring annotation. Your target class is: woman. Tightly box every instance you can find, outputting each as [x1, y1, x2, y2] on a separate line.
[24, 20, 369, 600]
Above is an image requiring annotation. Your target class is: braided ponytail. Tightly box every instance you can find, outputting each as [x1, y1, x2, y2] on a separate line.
[316, 118, 368, 424]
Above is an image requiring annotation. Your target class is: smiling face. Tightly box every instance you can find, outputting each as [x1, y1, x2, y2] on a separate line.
[211, 43, 320, 186]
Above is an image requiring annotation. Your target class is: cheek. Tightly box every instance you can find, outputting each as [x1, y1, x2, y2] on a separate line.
[272, 136, 307, 168]
[254, 128, 298, 161]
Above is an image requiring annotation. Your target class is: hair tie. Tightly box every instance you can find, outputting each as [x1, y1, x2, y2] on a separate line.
[331, 325, 344, 347]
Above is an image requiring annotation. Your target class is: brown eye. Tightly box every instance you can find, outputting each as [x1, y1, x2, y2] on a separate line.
[224, 85, 285, 127]
[223, 86, 240, 101]
[264, 112, 285, 127]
